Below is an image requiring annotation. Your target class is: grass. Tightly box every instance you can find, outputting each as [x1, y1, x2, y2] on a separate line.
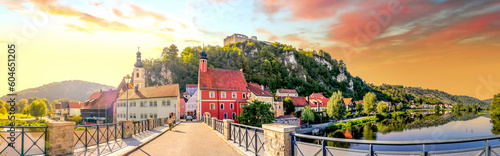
[0, 113, 35, 119]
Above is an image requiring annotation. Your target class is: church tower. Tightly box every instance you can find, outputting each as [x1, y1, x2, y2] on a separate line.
[133, 48, 145, 89]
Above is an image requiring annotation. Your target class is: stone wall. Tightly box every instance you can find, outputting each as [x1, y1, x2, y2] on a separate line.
[262, 123, 298, 156]
[46, 122, 75, 155]
[275, 117, 300, 126]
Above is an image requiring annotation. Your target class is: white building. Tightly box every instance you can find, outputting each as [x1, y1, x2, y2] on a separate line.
[116, 84, 180, 122]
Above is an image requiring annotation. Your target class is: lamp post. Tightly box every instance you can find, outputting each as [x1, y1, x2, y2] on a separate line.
[124, 74, 131, 120]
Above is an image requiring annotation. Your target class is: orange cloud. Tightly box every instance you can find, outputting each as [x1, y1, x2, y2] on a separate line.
[0, 0, 27, 10]
[284, 34, 318, 49]
[255, 28, 277, 41]
[128, 3, 168, 21]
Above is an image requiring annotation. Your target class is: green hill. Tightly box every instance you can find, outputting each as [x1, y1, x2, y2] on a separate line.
[0, 80, 114, 102]
[143, 40, 485, 106]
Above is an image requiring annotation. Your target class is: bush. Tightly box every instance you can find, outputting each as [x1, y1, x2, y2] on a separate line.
[345, 112, 353, 118]
[325, 117, 377, 132]
[37, 119, 47, 123]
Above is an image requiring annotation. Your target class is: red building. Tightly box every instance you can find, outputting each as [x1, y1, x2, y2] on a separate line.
[197, 49, 248, 121]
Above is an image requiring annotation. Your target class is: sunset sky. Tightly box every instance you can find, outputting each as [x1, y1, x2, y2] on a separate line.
[0, 0, 499, 100]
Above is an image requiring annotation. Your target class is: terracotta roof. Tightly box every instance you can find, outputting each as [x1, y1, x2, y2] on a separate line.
[343, 98, 353, 106]
[55, 103, 61, 109]
[117, 79, 132, 92]
[309, 93, 326, 99]
[247, 83, 273, 97]
[85, 90, 119, 109]
[186, 84, 197, 88]
[199, 68, 247, 91]
[288, 96, 308, 107]
[183, 92, 189, 95]
[117, 84, 179, 100]
[69, 102, 84, 109]
[277, 89, 297, 94]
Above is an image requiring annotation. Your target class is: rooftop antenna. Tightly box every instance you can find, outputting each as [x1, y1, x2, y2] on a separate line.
[138, 46, 140, 51]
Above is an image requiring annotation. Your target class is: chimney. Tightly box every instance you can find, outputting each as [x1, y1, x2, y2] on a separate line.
[135, 85, 138, 93]
[100, 89, 102, 93]
[261, 85, 265, 90]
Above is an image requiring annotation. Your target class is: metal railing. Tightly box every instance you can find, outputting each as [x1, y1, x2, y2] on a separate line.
[208, 118, 212, 127]
[133, 120, 148, 135]
[215, 120, 224, 134]
[231, 123, 265, 156]
[291, 133, 500, 156]
[74, 123, 123, 154]
[0, 126, 47, 156]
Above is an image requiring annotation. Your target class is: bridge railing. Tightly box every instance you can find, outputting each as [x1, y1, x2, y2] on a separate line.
[74, 123, 123, 151]
[230, 123, 265, 156]
[0, 126, 47, 156]
[291, 133, 500, 156]
[215, 120, 224, 134]
[133, 120, 148, 135]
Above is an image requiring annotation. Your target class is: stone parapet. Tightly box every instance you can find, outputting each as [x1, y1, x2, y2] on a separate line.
[223, 119, 234, 140]
[262, 123, 298, 156]
[121, 120, 134, 138]
[46, 122, 75, 155]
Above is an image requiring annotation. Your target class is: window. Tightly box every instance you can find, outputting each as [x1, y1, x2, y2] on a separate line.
[278, 105, 281, 109]
[242, 93, 246, 99]
[210, 103, 215, 110]
[167, 100, 171, 106]
[154, 113, 158, 119]
[232, 93, 237, 98]
[224, 113, 228, 119]
[221, 92, 226, 98]
[154, 100, 157, 106]
[140, 114, 143, 118]
[232, 113, 236, 120]
[240, 103, 243, 108]
[150, 113, 153, 118]
[220, 103, 224, 110]
[210, 92, 215, 98]
[150, 101, 153, 106]
[136, 73, 139, 78]
[230, 103, 234, 109]
[162, 100, 166, 106]
[140, 101, 144, 107]
[130, 114, 133, 119]
[133, 113, 136, 118]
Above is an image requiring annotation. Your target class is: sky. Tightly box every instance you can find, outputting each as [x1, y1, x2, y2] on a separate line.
[0, 0, 499, 100]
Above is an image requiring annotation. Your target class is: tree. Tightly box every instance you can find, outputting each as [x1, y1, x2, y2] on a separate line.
[391, 104, 396, 113]
[72, 115, 83, 123]
[355, 102, 362, 114]
[0, 100, 6, 109]
[301, 106, 314, 126]
[397, 102, 404, 111]
[434, 105, 441, 115]
[283, 97, 295, 115]
[363, 92, 377, 116]
[490, 93, 500, 134]
[0, 107, 7, 115]
[376, 102, 389, 115]
[29, 99, 47, 119]
[17, 99, 28, 113]
[22, 106, 30, 117]
[51, 100, 59, 111]
[237, 100, 275, 127]
[327, 91, 346, 122]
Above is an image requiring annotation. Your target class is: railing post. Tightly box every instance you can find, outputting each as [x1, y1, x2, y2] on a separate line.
[21, 127, 24, 156]
[211, 117, 217, 130]
[85, 126, 88, 149]
[245, 127, 249, 151]
[147, 119, 154, 130]
[46, 122, 75, 155]
[369, 144, 373, 156]
[254, 128, 258, 155]
[422, 144, 426, 156]
[223, 119, 233, 140]
[291, 134, 295, 156]
[97, 125, 100, 155]
[486, 140, 491, 156]
[106, 124, 109, 142]
[262, 123, 298, 156]
[322, 140, 326, 156]
[44, 127, 48, 155]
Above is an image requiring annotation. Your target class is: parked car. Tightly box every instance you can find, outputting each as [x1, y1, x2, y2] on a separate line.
[186, 116, 193, 121]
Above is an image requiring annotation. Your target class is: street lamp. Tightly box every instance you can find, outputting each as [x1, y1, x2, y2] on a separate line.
[124, 74, 131, 120]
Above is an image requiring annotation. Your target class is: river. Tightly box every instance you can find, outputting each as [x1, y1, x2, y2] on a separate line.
[321, 112, 500, 151]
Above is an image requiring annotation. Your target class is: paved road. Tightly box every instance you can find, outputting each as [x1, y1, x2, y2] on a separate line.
[129, 121, 242, 156]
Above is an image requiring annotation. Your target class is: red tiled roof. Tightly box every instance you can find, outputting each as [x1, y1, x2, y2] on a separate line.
[277, 89, 297, 94]
[288, 96, 308, 107]
[276, 115, 298, 119]
[186, 84, 197, 88]
[343, 98, 353, 106]
[183, 92, 189, 95]
[199, 68, 247, 91]
[69, 102, 84, 109]
[247, 83, 273, 97]
[309, 93, 326, 99]
[55, 103, 61, 109]
[84, 89, 119, 109]
[117, 84, 179, 100]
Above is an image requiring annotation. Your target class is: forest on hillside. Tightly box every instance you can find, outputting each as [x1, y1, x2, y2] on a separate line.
[142, 40, 486, 106]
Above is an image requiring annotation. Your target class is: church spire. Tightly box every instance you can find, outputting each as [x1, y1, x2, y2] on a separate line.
[134, 47, 144, 68]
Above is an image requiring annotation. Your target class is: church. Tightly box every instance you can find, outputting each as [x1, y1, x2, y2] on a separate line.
[115, 49, 180, 122]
